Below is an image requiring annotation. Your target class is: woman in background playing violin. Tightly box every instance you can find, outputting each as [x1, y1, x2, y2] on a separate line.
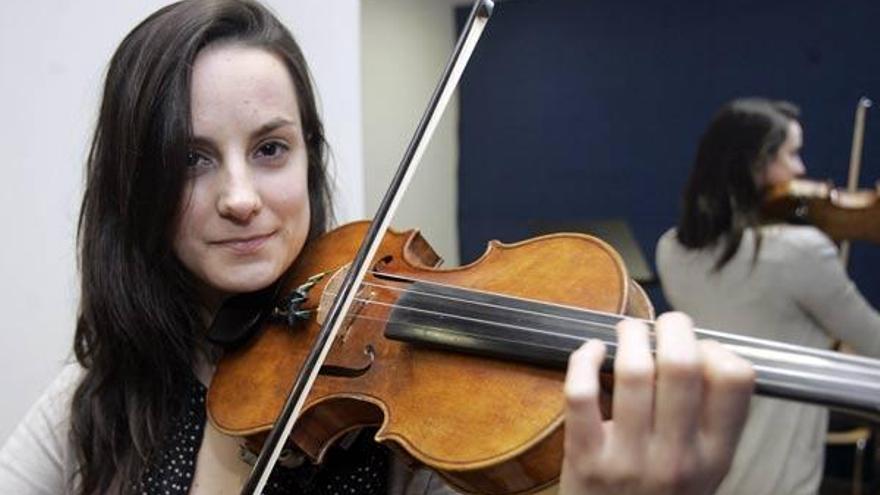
[657, 97, 880, 495]
[0, 1, 754, 493]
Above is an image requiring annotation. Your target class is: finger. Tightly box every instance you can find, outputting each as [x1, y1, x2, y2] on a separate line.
[698, 340, 755, 462]
[610, 318, 655, 453]
[653, 312, 702, 446]
[564, 339, 607, 461]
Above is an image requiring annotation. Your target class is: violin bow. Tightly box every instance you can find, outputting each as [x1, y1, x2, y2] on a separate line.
[840, 96, 872, 266]
[240, 1, 495, 493]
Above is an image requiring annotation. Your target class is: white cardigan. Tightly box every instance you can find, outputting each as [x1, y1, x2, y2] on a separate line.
[656, 224, 880, 495]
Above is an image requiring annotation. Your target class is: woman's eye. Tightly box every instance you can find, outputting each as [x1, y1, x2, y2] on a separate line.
[255, 141, 289, 160]
[187, 150, 212, 169]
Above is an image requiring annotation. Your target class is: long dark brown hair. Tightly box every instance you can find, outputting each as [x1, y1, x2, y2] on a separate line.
[72, 1, 332, 492]
[676, 97, 800, 270]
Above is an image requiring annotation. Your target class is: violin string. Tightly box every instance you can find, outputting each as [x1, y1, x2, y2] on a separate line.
[316, 274, 880, 381]
[320, 295, 880, 392]
[326, 279, 619, 343]
[341, 292, 606, 344]
[335, 310, 593, 353]
[348, 273, 880, 375]
[359, 273, 795, 347]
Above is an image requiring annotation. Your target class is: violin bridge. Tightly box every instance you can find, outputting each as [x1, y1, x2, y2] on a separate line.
[316, 265, 371, 343]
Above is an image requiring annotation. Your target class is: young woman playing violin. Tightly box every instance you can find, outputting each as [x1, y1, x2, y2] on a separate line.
[657, 97, 880, 495]
[0, 1, 754, 494]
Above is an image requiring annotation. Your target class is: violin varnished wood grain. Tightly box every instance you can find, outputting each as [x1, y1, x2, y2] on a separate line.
[208, 221, 634, 494]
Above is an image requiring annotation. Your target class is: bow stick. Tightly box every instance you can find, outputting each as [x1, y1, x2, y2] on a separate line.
[240, 1, 495, 492]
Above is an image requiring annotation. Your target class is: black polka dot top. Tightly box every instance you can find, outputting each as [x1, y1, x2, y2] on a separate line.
[133, 374, 390, 495]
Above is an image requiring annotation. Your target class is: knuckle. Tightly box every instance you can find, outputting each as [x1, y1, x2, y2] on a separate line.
[569, 342, 596, 365]
[568, 339, 605, 370]
[702, 342, 756, 389]
[657, 353, 701, 379]
[563, 435, 591, 465]
[701, 438, 736, 473]
[617, 318, 649, 333]
[565, 456, 604, 483]
[657, 311, 694, 330]
[563, 452, 603, 485]
[615, 361, 655, 388]
[651, 452, 698, 491]
[600, 461, 641, 486]
[564, 381, 600, 408]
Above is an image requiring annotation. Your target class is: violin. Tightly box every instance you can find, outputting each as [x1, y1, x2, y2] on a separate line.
[207, 220, 880, 495]
[762, 178, 880, 244]
[762, 98, 878, 246]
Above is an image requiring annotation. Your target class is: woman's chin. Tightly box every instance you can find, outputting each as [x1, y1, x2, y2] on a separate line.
[209, 266, 284, 296]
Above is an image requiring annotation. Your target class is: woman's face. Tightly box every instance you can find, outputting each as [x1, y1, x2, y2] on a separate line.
[173, 44, 310, 307]
[762, 120, 806, 187]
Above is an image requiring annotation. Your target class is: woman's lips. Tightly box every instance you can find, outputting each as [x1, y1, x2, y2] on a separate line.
[212, 232, 275, 254]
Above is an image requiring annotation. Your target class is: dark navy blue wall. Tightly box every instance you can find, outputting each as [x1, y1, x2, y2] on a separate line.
[456, 0, 880, 312]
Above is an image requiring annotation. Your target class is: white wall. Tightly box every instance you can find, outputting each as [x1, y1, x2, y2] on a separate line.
[0, 0, 362, 443]
[362, 0, 461, 265]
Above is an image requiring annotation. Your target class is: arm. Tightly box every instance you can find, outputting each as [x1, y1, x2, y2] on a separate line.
[0, 364, 80, 494]
[788, 232, 880, 356]
[560, 312, 754, 495]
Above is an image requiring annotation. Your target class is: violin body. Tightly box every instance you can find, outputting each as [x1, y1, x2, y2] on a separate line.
[207, 221, 652, 494]
[762, 178, 880, 244]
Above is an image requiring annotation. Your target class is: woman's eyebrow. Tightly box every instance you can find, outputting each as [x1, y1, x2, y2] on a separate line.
[189, 117, 300, 146]
[253, 117, 299, 137]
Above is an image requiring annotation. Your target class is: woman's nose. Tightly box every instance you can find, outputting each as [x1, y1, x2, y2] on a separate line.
[217, 162, 261, 222]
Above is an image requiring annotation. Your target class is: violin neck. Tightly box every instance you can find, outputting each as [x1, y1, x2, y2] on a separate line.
[384, 281, 880, 419]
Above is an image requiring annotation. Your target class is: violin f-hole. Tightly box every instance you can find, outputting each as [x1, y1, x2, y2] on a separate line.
[373, 255, 395, 273]
[319, 344, 375, 378]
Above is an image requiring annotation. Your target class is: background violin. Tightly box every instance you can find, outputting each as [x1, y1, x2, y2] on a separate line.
[762, 178, 880, 245]
[763, 98, 878, 246]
